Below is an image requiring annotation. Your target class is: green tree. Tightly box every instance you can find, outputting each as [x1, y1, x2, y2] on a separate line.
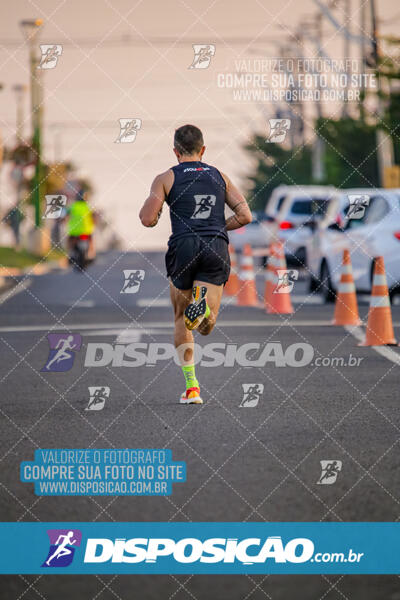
[317, 117, 380, 188]
[244, 135, 312, 211]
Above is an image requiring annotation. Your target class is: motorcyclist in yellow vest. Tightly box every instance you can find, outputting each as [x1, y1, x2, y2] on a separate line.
[66, 189, 96, 260]
[67, 191, 95, 236]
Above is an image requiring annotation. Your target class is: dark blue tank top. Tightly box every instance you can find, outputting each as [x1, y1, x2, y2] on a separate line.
[166, 161, 228, 244]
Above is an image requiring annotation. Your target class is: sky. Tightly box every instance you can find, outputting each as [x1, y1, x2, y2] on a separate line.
[0, 0, 399, 249]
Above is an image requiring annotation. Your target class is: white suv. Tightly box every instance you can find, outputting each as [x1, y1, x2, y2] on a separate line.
[269, 186, 336, 265]
[306, 189, 400, 301]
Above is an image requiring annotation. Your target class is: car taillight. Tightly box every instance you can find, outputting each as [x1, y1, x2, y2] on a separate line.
[279, 221, 293, 229]
[335, 215, 343, 227]
[394, 232, 400, 240]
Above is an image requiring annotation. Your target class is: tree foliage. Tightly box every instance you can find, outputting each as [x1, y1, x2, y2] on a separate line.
[244, 41, 400, 209]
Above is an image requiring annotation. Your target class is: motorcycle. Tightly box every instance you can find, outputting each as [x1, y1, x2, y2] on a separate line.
[68, 234, 91, 271]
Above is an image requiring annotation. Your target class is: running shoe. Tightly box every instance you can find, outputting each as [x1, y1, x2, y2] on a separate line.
[184, 285, 208, 330]
[180, 387, 203, 404]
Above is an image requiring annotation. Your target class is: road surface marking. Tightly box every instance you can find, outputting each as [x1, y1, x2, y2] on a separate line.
[0, 278, 31, 306]
[0, 319, 347, 333]
[345, 325, 400, 365]
[291, 295, 323, 305]
[84, 328, 164, 340]
[137, 295, 324, 307]
[136, 298, 170, 307]
[75, 300, 95, 308]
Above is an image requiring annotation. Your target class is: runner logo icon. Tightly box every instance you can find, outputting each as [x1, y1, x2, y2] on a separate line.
[266, 118, 291, 143]
[188, 44, 215, 69]
[346, 195, 370, 220]
[317, 460, 342, 485]
[42, 529, 81, 567]
[38, 45, 63, 69]
[191, 195, 216, 219]
[86, 386, 110, 411]
[274, 269, 298, 294]
[41, 334, 82, 372]
[120, 270, 145, 294]
[115, 118, 142, 143]
[240, 383, 264, 407]
[43, 194, 66, 219]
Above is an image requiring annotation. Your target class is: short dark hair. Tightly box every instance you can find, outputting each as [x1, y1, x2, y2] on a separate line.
[174, 124, 204, 155]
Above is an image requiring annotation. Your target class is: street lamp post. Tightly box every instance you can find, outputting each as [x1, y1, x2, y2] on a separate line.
[12, 84, 27, 143]
[369, 0, 394, 186]
[20, 19, 43, 228]
[12, 84, 28, 248]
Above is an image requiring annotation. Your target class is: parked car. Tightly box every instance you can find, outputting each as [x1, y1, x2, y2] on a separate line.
[265, 185, 293, 219]
[269, 186, 337, 266]
[228, 211, 274, 252]
[265, 185, 335, 220]
[305, 189, 400, 301]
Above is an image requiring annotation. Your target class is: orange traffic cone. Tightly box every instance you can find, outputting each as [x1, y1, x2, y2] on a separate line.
[332, 249, 361, 326]
[265, 241, 294, 314]
[224, 245, 240, 296]
[264, 242, 278, 311]
[359, 256, 397, 346]
[237, 244, 259, 307]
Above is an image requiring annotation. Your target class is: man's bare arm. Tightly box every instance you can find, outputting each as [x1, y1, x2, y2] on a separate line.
[139, 170, 173, 227]
[221, 172, 252, 231]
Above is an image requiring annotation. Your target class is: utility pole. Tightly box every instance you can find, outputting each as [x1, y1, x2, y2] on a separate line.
[370, 0, 378, 67]
[280, 40, 296, 150]
[20, 19, 44, 229]
[12, 84, 27, 143]
[296, 17, 325, 181]
[288, 33, 305, 148]
[359, 0, 366, 119]
[342, 0, 351, 117]
[370, 0, 394, 186]
[298, 16, 324, 120]
[314, 13, 324, 120]
[269, 37, 300, 149]
[310, 15, 326, 183]
[0, 84, 4, 225]
[12, 84, 27, 248]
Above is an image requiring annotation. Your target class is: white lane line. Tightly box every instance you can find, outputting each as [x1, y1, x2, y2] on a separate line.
[291, 295, 322, 305]
[137, 295, 324, 307]
[0, 319, 340, 333]
[84, 328, 164, 340]
[0, 278, 31, 306]
[345, 325, 400, 365]
[218, 320, 334, 327]
[73, 300, 95, 308]
[136, 298, 170, 307]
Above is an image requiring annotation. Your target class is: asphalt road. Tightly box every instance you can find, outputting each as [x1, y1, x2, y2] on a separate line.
[1, 250, 400, 599]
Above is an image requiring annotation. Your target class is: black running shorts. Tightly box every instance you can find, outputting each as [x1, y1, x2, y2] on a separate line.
[166, 235, 230, 290]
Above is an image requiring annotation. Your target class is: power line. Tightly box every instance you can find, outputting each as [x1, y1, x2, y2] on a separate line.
[0, 119, 233, 130]
[0, 34, 284, 49]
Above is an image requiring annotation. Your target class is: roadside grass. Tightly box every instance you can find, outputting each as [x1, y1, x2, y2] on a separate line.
[0, 246, 67, 268]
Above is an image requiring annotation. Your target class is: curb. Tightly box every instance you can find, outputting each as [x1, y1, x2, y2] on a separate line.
[0, 258, 68, 292]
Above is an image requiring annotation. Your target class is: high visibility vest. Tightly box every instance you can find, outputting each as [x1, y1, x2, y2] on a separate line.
[67, 201, 94, 236]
